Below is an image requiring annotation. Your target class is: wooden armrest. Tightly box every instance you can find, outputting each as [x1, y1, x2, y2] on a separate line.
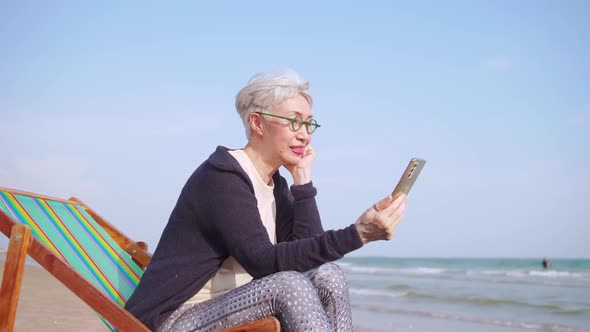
[125, 241, 152, 270]
[220, 317, 280, 332]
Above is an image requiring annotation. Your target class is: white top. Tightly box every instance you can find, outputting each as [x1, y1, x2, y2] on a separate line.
[184, 149, 277, 305]
[229, 149, 277, 245]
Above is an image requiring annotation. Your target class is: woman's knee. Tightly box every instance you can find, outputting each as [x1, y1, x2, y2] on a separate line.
[316, 263, 347, 283]
[309, 263, 350, 300]
[317, 262, 345, 276]
[273, 271, 315, 292]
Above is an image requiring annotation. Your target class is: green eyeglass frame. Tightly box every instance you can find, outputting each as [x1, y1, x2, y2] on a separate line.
[255, 112, 321, 134]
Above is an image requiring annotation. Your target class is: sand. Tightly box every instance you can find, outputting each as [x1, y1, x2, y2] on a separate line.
[0, 261, 106, 332]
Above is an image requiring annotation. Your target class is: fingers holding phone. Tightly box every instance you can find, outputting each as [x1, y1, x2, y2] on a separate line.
[356, 194, 407, 244]
[380, 194, 408, 240]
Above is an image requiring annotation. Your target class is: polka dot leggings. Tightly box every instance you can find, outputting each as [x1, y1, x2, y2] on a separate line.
[158, 263, 352, 332]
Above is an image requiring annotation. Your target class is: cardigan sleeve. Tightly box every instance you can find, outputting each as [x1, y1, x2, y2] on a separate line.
[194, 168, 363, 279]
[275, 176, 325, 242]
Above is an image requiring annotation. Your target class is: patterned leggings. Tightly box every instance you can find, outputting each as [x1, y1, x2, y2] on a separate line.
[158, 263, 352, 332]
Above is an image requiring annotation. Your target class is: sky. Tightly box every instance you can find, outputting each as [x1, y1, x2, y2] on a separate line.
[1, 1, 588, 258]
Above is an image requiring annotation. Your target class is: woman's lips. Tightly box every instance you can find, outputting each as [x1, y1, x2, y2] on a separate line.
[290, 147, 305, 156]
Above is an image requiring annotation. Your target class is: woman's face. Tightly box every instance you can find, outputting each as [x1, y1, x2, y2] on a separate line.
[263, 94, 314, 168]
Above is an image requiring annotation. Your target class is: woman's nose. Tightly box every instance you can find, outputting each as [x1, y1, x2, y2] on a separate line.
[295, 126, 311, 142]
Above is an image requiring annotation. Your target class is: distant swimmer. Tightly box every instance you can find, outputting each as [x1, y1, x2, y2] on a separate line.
[542, 257, 552, 269]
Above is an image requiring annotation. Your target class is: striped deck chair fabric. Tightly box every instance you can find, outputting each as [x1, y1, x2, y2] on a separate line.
[0, 189, 143, 331]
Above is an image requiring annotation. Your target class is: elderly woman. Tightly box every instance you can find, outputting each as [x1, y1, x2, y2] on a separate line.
[125, 70, 407, 332]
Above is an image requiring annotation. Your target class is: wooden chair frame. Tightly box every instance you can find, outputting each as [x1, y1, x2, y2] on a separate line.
[0, 187, 279, 332]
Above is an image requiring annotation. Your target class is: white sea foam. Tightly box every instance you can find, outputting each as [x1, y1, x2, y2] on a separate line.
[347, 266, 394, 275]
[341, 264, 446, 277]
[507, 270, 529, 278]
[404, 267, 445, 275]
[529, 270, 584, 278]
[466, 269, 589, 281]
[349, 287, 408, 298]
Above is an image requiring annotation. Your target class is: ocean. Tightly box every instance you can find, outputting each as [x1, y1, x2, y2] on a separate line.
[338, 257, 590, 332]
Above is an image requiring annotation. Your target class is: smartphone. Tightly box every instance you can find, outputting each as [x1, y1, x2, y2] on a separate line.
[391, 158, 426, 200]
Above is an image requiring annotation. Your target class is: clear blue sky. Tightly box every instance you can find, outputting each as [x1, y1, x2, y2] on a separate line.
[1, 1, 588, 258]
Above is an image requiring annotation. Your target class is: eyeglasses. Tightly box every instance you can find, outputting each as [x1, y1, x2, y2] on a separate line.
[255, 112, 321, 134]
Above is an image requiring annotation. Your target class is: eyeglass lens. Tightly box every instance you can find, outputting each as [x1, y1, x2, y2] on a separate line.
[290, 115, 319, 134]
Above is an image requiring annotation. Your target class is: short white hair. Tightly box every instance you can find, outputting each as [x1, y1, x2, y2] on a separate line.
[235, 69, 313, 139]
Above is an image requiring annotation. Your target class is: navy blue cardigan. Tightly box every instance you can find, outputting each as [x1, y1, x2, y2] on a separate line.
[125, 146, 363, 330]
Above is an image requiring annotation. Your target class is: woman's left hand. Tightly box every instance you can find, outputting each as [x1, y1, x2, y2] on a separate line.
[287, 145, 316, 185]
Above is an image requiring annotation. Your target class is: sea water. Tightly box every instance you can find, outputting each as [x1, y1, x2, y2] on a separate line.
[338, 257, 590, 331]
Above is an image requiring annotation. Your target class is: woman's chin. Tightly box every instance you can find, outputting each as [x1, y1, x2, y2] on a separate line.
[282, 155, 302, 168]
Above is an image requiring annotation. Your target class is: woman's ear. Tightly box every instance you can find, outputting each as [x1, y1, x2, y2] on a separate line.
[249, 112, 264, 136]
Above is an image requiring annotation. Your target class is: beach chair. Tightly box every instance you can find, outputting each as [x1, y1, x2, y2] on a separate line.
[0, 187, 280, 332]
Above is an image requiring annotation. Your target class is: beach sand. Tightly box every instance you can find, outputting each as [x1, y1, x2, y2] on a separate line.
[1, 260, 376, 332]
[0, 261, 106, 332]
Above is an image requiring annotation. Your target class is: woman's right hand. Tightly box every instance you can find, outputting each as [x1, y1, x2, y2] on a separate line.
[354, 194, 408, 244]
